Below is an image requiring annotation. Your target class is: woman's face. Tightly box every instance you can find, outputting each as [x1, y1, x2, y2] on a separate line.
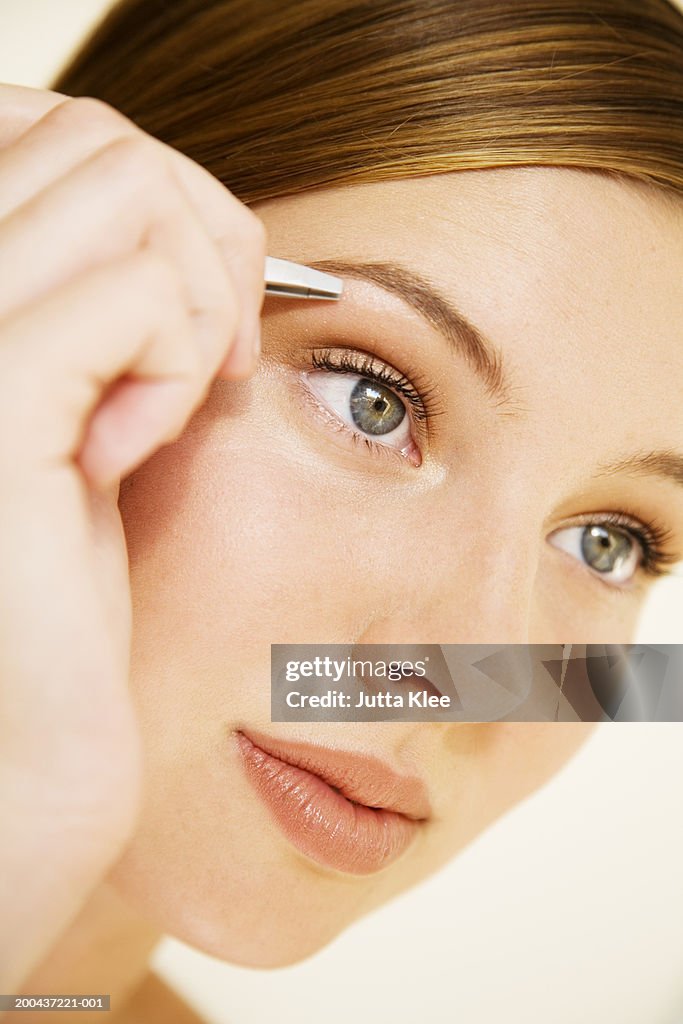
[112, 167, 682, 965]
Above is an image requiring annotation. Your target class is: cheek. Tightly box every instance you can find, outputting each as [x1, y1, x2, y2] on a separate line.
[118, 377, 435, 659]
[119, 412, 332, 652]
[408, 721, 597, 874]
[474, 721, 598, 805]
[116, 382, 406, 707]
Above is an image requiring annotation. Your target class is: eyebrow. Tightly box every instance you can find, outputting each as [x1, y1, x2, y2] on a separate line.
[305, 257, 514, 409]
[599, 451, 683, 490]
[303, 258, 683, 492]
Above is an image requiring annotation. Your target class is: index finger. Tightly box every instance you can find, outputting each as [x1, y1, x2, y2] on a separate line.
[0, 83, 267, 357]
[0, 83, 261, 241]
[0, 83, 70, 147]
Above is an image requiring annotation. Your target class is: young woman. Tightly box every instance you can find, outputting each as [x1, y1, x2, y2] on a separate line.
[1, 0, 681, 1020]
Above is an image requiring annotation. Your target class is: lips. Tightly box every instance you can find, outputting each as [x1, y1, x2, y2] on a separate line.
[234, 728, 430, 875]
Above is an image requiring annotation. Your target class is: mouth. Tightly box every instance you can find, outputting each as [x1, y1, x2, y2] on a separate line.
[234, 728, 430, 876]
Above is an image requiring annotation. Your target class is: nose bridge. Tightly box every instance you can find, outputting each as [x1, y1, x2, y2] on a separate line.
[357, 514, 539, 645]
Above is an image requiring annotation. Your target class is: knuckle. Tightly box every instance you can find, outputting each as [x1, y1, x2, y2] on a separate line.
[52, 95, 131, 135]
[136, 259, 198, 346]
[98, 134, 168, 194]
[125, 253, 204, 377]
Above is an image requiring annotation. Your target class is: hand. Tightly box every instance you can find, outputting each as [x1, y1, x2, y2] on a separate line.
[0, 84, 267, 990]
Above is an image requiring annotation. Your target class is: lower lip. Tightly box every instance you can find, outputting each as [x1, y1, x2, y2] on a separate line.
[235, 732, 421, 875]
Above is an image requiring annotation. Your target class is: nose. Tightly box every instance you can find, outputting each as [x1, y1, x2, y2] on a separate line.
[355, 525, 539, 646]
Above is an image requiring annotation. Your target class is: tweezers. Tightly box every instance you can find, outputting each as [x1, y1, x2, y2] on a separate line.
[264, 256, 343, 300]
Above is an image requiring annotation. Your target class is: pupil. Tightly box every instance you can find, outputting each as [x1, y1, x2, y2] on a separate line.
[349, 378, 406, 436]
[581, 525, 631, 573]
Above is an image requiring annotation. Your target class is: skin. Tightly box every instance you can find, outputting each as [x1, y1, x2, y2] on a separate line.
[11, 166, 683, 1022]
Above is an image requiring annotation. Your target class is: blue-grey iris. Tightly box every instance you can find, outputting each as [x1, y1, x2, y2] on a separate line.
[581, 525, 632, 573]
[349, 378, 405, 435]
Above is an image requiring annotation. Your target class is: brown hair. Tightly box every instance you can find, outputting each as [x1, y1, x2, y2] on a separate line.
[52, 0, 683, 207]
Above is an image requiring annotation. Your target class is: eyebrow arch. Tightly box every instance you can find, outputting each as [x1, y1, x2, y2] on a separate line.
[599, 450, 683, 489]
[305, 257, 514, 409]
[299, 260, 683, 491]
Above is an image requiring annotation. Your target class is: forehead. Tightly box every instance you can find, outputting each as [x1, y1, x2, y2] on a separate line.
[255, 166, 683, 444]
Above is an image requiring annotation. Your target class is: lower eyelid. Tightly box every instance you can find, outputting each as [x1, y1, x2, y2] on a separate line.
[306, 369, 410, 436]
[550, 514, 677, 580]
[547, 543, 636, 597]
[547, 528, 650, 596]
[292, 359, 676, 577]
[307, 345, 436, 437]
[295, 373, 422, 467]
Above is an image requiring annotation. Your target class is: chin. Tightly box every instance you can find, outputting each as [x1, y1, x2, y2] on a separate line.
[175, 910, 348, 970]
[106, 842, 372, 969]
[102, 723, 436, 967]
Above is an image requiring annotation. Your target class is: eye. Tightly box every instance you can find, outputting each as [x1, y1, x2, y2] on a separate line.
[349, 378, 406, 435]
[306, 370, 411, 444]
[549, 523, 641, 584]
[305, 370, 418, 462]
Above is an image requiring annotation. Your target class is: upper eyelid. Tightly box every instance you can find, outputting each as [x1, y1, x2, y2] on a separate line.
[297, 374, 418, 466]
[308, 349, 428, 431]
[549, 521, 675, 593]
[305, 365, 412, 436]
[548, 533, 645, 597]
[553, 511, 676, 565]
[309, 343, 446, 414]
[303, 258, 512, 409]
[301, 346, 681, 576]
[307, 344, 445, 446]
[301, 353, 424, 466]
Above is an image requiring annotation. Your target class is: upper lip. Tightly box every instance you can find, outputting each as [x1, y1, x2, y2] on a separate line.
[237, 727, 431, 821]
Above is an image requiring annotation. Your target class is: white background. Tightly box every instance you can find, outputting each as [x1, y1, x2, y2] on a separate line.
[1, 2, 682, 1021]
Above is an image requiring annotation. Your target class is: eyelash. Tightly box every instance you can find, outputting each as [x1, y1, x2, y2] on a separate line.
[310, 347, 441, 423]
[302, 346, 678, 584]
[568, 511, 676, 582]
